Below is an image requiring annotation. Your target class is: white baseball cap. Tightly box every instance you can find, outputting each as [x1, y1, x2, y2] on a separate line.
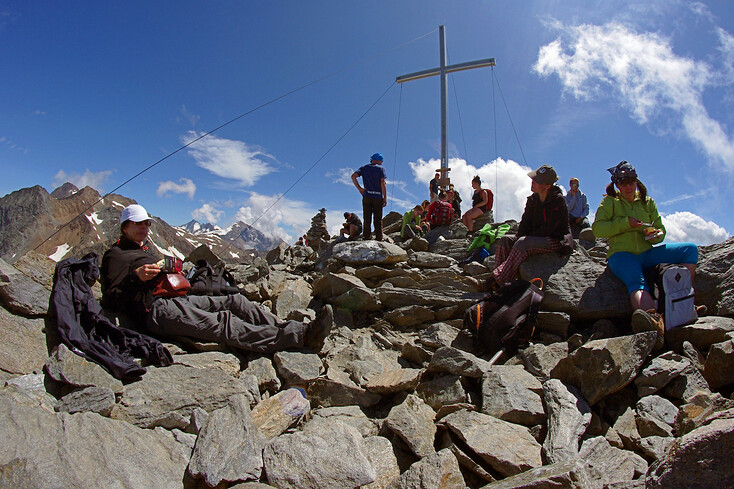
[120, 204, 154, 223]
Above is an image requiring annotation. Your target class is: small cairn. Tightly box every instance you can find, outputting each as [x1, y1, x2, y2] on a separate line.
[305, 208, 330, 251]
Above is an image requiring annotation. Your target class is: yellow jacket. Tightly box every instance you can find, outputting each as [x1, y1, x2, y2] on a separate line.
[592, 193, 665, 257]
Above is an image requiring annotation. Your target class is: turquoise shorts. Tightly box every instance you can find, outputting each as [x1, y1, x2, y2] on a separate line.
[607, 243, 698, 295]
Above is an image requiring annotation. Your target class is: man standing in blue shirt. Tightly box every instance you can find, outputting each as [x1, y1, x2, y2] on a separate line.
[565, 177, 590, 238]
[351, 152, 387, 240]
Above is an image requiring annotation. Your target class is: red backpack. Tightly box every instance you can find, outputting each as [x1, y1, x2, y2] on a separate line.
[431, 201, 454, 226]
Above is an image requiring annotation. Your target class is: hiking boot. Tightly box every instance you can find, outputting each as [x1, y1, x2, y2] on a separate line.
[305, 304, 334, 353]
[485, 275, 501, 292]
[631, 309, 665, 350]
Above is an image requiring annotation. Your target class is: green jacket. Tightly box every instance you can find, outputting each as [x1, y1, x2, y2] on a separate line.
[592, 193, 665, 257]
[401, 210, 422, 238]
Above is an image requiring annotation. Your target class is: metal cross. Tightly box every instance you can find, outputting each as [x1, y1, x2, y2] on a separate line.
[397, 25, 495, 187]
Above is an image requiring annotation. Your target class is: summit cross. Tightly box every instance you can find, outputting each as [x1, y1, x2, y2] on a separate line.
[396, 25, 495, 187]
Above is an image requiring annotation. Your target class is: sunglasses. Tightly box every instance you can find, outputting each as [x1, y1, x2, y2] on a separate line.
[134, 220, 153, 227]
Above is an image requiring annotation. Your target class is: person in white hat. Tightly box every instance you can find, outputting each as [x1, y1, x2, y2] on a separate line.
[101, 204, 333, 353]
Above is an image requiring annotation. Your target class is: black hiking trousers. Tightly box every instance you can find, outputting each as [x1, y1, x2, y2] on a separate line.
[362, 195, 384, 240]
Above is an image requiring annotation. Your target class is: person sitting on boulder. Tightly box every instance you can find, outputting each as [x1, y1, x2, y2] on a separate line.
[339, 212, 363, 241]
[101, 204, 333, 354]
[462, 175, 493, 232]
[425, 191, 454, 229]
[488, 164, 574, 289]
[592, 161, 699, 345]
[401, 205, 426, 240]
[565, 177, 590, 238]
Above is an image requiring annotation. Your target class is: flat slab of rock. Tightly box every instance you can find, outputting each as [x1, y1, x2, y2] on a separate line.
[251, 388, 310, 439]
[0, 387, 190, 489]
[442, 409, 542, 477]
[263, 418, 376, 489]
[385, 394, 437, 458]
[332, 241, 408, 265]
[45, 344, 124, 394]
[0, 306, 48, 375]
[395, 448, 465, 489]
[0, 258, 51, 317]
[110, 364, 249, 429]
[481, 365, 545, 426]
[188, 394, 266, 487]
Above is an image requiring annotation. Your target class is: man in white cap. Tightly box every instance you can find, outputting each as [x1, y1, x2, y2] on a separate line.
[101, 204, 333, 353]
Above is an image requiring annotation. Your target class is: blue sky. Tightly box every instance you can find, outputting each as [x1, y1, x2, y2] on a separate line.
[2, 0, 732, 245]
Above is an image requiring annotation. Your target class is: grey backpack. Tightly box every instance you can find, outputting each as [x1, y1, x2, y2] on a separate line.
[647, 263, 697, 330]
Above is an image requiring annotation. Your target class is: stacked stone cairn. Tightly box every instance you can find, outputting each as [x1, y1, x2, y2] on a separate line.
[305, 208, 330, 252]
[1, 220, 734, 488]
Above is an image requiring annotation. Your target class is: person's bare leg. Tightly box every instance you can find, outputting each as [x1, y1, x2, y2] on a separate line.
[630, 289, 655, 311]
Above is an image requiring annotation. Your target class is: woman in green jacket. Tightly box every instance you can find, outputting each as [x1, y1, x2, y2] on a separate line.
[592, 161, 698, 339]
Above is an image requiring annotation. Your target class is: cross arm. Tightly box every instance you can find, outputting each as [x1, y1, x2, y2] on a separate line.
[396, 58, 496, 83]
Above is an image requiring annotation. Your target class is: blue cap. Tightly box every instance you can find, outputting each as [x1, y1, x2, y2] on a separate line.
[371, 153, 383, 162]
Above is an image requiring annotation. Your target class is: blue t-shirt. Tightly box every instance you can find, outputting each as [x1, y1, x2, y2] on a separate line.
[356, 163, 386, 198]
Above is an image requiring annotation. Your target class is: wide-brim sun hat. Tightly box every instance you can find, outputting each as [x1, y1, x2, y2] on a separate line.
[120, 204, 154, 223]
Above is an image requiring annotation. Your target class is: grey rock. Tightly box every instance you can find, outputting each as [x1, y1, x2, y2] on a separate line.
[55, 385, 115, 416]
[263, 419, 376, 489]
[110, 364, 249, 429]
[578, 436, 647, 487]
[365, 368, 423, 395]
[310, 405, 378, 437]
[0, 306, 48, 375]
[362, 435, 401, 489]
[418, 322, 461, 349]
[542, 379, 592, 463]
[0, 257, 50, 317]
[613, 406, 641, 451]
[378, 286, 484, 310]
[188, 394, 266, 486]
[645, 415, 734, 488]
[695, 237, 734, 315]
[703, 339, 734, 389]
[332, 241, 408, 265]
[274, 276, 312, 319]
[481, 366, 545, 426]
[478, 459, 601, 489]
[520, 248, 632, 322]
[665, 315, 734, 352]
[442, 409, 542, 477]
[662, 364, 711, 402]
[555, 333, 656, 405]
[243, 356, 281, 393]
[186, 407, 209, 435]
[536, 311, 571, 337]
[45, 344, 124, 394]
[416, 374, 467, 411]
[637, 395, 678, 425]
[427, 346, 492, 378]
[385, 394, 437, 458]
[408, 251, 457, 269]
[307, 377, 382, 408]
[384, 305, 437, 327]
[633, 352, 691, 397]
[313, 272, 368, 298]
[333, 286, 383, 312]
[519, 342, 569, 380]
[273, 351, 323, 386]
[395, 448, 466, 489]
[675, 391, 734, 436]
[251, 388, 310, 439]
[0, 387, 190, 489]
[636, 436, 674, 462]
[173, 351, 242, 378]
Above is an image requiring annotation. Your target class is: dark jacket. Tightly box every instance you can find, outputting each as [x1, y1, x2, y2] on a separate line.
[101, 236, 158, 325]
[517, 186, 575, 253]
[49, 253, 172, 381]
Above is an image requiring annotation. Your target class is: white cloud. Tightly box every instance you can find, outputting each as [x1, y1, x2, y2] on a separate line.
[233, 192, 315, 242]
[662, 211, 730, 245]
[52, 169, 112, 192]
[409, 157, 534, 223]
[192, 202, 224, 224]
[182, 131, 276, 186]
[534, 21, 734, 170]
[326, 167, 355, 186]
[157, 178, 196, 199]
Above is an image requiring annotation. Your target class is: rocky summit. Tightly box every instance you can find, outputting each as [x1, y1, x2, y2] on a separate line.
[1, 203, 734, 488]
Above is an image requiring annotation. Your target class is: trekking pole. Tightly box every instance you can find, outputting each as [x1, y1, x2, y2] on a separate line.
[488, 348, 505, 365]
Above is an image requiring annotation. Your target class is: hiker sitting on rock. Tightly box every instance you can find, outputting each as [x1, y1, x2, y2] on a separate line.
[339, 212, 363, 241]
[592, 161, 699, 346]
[461, 175, 493, 232]
[401, 205, 427, 240]
[425, 191, 454, 229]
[565, 177, 590, 238]
[448, 184, 462, 218]
[488, 164, 574, 289]
[101, 204, 333, 354]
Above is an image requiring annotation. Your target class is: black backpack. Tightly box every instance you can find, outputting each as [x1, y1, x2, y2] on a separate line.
[644, 263, 697, 329]
[463, 278, 544, 357]
[187, 260, 241, 296]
